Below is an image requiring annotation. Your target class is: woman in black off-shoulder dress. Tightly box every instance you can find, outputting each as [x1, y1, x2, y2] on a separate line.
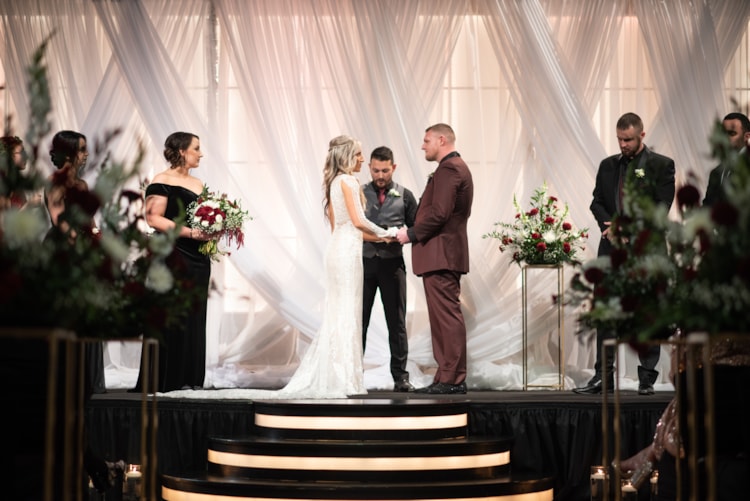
[134, 132, 211, 392]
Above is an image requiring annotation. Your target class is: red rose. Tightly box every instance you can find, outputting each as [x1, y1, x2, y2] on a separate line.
[610, 248, 628, 269]
[544, 217, 555, 224]
[528, 208, 539, 216]
[593, 285, 608, 298]
[536, 242, 547, 251]
[682, 267, 698, 281]
[563, 242, 571, 253]
[584, 267, 605, 284]
[697, 229, 711, 253]
[562, 222, 572, 231]
[532, 232, 541, 239]
[633, 229, 652, 256]
[620, 295, 638, 312]
[676, 185, 701, 208]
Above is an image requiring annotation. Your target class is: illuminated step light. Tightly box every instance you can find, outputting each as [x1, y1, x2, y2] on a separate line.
[254, 413, 467, 431]
[162, 486, 555, 501]
[208, 449, 510, 471]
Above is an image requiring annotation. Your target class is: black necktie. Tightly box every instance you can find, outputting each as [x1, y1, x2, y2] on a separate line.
[617, 157, 630, 212]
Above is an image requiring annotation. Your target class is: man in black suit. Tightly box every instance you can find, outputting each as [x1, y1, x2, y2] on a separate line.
[362, 146, 418, 392]
[574, 112, 676, 395]
[703, 112, 750, 206]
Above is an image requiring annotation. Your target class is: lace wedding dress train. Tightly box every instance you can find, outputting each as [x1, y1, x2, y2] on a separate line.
[162, 174, 393, 400]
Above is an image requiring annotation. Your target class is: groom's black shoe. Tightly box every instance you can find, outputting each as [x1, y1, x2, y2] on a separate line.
[573, 375, 614, 394]
[415, 382, 467, 395]
[637, 366, 658, 395]
[393, 378, 415, 392]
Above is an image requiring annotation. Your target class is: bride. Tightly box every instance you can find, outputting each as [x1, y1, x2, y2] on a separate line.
[164, 135, 397, 400]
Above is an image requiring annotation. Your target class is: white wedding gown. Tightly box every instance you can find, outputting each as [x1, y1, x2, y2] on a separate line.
[162, 174, 392, 400]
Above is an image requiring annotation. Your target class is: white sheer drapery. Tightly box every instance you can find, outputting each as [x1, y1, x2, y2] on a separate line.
[2, 0, 749, 391]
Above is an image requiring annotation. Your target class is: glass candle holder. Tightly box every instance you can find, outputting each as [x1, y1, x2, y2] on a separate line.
[621, 478, 638, 501]
[124, 464, 142, 501]
[590, 465, 607, 501]
[650, 469, 659, 500]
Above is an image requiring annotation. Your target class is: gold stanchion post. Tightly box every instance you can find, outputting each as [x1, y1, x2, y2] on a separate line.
[521, 264, 565, 390]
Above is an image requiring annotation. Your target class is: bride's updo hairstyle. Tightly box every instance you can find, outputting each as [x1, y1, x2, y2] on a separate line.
[323, 134, 361, 217]
[164, 131, 198, 168]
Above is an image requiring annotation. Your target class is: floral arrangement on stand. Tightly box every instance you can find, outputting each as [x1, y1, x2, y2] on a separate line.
[0, 39, 200, 340]
[483, 182, 588, 266]
[566, 121, 750, 342]
[186, 186, 251, 261]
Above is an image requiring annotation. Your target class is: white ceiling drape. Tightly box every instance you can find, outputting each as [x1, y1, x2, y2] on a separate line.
[2, 0, 748, 390]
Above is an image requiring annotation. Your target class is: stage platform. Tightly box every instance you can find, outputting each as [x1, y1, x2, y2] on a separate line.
[85, 389, 672, 501]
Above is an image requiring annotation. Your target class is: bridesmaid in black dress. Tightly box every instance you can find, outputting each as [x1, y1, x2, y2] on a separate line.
[135, 131, 212, 392]
[44, 130, 107, 395]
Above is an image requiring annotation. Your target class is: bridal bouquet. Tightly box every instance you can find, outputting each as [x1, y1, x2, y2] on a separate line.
[186, 186, 251, 261]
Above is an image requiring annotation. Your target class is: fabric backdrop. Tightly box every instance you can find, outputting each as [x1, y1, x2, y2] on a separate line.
[2, 0, 749, 390]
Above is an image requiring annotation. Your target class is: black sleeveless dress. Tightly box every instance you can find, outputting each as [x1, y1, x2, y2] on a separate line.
[140, 183, 211, 392]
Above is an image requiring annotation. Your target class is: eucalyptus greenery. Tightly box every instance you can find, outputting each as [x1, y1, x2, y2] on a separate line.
[0, 39, 200, 339]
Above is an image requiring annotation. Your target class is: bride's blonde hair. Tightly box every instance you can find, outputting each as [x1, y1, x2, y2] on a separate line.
[323, 135, 363, 218]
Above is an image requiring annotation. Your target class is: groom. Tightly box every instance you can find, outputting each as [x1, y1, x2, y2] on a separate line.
[396, 123, 473, 395]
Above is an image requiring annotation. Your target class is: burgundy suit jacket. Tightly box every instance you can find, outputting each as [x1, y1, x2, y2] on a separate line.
[409, 152, 473, 276]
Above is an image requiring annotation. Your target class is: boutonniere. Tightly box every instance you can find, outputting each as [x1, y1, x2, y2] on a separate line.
[635, 168, 645, 178]
[388, 188, 400, 198]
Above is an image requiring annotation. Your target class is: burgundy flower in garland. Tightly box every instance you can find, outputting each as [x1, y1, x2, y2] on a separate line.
[676, 184, 701, 209]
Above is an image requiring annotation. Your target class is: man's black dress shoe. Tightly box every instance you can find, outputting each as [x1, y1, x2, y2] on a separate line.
[414, 382, 467, 395]
[394, 379, 415, 392]
[638, 382, 655, 395]
[573, 377, 614, 394]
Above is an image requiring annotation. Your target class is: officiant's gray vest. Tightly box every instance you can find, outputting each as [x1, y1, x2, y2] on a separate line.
[363, 182, 407, 259]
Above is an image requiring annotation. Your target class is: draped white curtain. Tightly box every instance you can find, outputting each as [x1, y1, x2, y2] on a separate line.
[2, 0, 748, 390]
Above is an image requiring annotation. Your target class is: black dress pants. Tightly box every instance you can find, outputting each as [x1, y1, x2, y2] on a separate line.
[593, 328, 660, 382]
[362, 256, 409, 382]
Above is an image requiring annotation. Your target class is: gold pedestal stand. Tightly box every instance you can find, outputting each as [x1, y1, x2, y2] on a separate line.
[521, 264, 565, 390]
[77, 336, 159, 501]
[602, 333, 722, 501]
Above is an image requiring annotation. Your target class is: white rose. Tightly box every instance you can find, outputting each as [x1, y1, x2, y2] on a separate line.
[146, 261, 174, 293]
[0, 208, 48, 248]
[147, 232, 174, 257]
[542, 230, 557, 243]
[682, 208, 713, 240]
[100, 232, 131, 263]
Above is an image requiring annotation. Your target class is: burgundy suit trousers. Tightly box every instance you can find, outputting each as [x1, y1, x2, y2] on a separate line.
[422, 270, 467, 384]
